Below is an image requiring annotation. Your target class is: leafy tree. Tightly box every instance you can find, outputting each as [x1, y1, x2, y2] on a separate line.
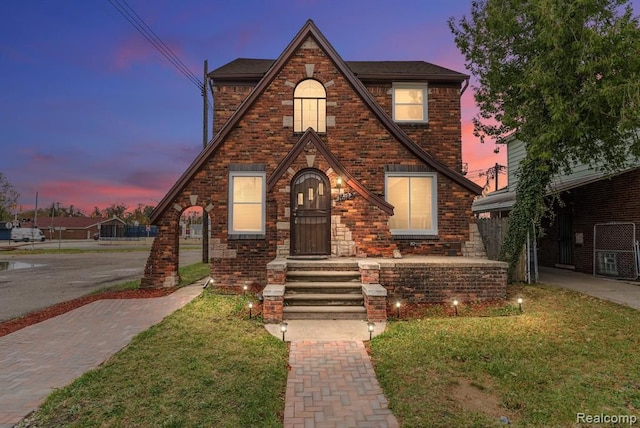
[449, 0, 640, 277]
[0, 172, 20, 221]
[103, 203, 128, 219]
[125, 203, 155, 225]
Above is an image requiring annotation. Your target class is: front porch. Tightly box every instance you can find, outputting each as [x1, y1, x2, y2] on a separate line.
[263, 256, 508, 323]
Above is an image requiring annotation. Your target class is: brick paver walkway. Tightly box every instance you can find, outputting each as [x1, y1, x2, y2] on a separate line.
[284, 340, 399, 428]
[0, 285, 202, 428]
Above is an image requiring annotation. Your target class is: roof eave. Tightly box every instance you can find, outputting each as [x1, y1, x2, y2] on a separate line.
[354, 73, 468, 82]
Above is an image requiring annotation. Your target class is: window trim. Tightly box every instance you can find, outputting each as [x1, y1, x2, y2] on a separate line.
[294, 79, 327, 133]
[228, 171, 266, 235]
[392, 83, 428, 123]
[385, 172, 437, 235]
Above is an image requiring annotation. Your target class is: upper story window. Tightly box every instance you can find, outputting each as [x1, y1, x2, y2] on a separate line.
[294, 79, 326, 133]
[392, 83, 428, 123]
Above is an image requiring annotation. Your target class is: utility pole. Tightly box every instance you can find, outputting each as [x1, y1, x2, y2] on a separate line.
[201, 60, 209, 264]
[480, 163, 506, 192]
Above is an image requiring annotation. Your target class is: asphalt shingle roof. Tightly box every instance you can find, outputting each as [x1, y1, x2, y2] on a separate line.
[208, 58, 468, 82]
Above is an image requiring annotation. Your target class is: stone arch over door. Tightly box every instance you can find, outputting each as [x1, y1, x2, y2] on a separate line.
[290, 168, 331, 256]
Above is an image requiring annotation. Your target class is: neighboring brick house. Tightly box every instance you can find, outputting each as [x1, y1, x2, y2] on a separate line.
[473, 138, 640, 279]
[142, 20, 505, 318]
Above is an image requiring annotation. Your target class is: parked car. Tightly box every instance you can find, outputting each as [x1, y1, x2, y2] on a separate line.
[11, 227, 46, 242]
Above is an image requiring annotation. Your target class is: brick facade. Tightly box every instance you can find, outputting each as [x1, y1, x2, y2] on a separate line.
[538, 168, 640, 275]
[142, 21, 485, 293]
[379, 259, 507, 303]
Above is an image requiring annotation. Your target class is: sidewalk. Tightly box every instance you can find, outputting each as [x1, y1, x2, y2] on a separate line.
[0, 285, 203, 428]
[539, 266, 640, 309]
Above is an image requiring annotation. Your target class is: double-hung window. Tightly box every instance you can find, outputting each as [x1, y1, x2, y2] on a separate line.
[392, 83, 428, 123]
[385, 172, 437, 235]
[294, 79, 326, 132]
[228, 170, 266, 235]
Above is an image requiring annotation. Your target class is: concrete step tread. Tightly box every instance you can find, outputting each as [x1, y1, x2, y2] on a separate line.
[286, 270, 360, 278]
[285, 281, 362, 289]
[285, 293, 363, 300]
[283, 305, 366, 313]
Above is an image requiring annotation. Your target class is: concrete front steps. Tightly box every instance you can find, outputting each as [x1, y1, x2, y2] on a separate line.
[283, 264, 367, 320]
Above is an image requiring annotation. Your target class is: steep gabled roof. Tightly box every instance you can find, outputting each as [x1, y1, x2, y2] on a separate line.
[151, 19, 481, 223]
[268, 128, 394, 215]
[209, 59, 469, 83]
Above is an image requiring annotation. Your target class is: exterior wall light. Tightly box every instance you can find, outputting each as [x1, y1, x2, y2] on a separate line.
[336, 177, 343, 194]
[453, 299, 459, 316]
[280, 322, 288, 341]
[367, 322, 375, 340]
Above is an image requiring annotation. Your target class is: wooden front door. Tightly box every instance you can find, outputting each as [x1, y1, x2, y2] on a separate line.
[291, 169, 331, 256]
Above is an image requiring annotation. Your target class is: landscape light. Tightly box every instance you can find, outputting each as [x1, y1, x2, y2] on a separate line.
[248, 302, 253, 319]
[243, 284, 248, 295]
[517, 297, 523, 313]
[453, 299, 459, 316]
[203, 277, 214, 289]
[396, 301, 401, 318]
[367, 322, 375, 340]
[280, 322, 288, 341]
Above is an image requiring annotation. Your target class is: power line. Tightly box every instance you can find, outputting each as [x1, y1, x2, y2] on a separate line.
[106, 0, 204, 91]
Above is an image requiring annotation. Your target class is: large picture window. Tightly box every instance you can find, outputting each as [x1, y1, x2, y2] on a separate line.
[294, 79, 326, 132]
[392, 83, 428, 123]
[229, 172, 265, 234]
[385, 173, 437, 235]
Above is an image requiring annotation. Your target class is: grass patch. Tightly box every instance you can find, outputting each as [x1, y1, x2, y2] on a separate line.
[371, 284, 640, 427]
[25, 291, 288, 427]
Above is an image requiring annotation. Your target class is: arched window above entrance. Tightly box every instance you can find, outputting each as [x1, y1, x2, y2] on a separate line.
[294, 80, 326, 133]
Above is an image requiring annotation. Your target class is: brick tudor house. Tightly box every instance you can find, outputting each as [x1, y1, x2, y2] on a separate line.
[142, 20, 507, 322]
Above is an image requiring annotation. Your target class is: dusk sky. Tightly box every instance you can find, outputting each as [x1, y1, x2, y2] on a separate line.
[2, 0, 637, 215]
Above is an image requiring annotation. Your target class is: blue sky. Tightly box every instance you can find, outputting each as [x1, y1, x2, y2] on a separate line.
[1, 0, 637, 214]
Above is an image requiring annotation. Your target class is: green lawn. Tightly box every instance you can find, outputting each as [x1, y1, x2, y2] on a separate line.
[20, 282, 640, 427]
[370, 284, 640, 427]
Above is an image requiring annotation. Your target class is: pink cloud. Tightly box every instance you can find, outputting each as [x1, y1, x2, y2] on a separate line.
[29, 179, 167, 214]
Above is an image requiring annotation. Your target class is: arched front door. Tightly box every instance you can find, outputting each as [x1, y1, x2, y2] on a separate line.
[291, 169, 331, 256]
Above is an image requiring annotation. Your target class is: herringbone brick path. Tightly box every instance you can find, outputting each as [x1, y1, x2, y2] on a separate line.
[284, 340, 399, 428]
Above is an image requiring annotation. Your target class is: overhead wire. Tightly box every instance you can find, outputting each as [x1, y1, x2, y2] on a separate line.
[106, 0, 205, 92]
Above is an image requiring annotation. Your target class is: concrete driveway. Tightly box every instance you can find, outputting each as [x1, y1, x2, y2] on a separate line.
[539, 266, 640, 310]
[0, 241, 202, 321]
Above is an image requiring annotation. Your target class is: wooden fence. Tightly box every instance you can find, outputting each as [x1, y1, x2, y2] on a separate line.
[476, 217, 527, 282]
[476, 217, 509, 260]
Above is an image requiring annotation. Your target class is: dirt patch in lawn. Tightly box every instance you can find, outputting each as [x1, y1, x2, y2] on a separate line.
[449, 377, 515, 423]
[0, 288, 177, 338]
